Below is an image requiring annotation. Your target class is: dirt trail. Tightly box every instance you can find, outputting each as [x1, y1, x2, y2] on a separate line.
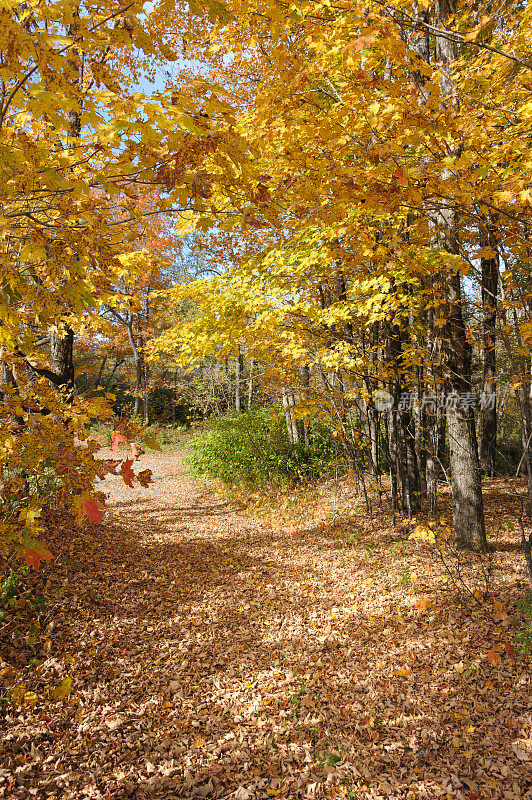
[1, 449, 531, 800]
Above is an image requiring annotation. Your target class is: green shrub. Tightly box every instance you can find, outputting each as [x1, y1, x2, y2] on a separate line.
[188, 409, 338, 488]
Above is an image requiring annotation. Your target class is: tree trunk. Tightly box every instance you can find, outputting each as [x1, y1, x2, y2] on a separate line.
[94, 356, 107, 389]
[387, 405, 400, 518]
[0, 358, 15, 396]
[235, 347, 244, 412]
[173, 369, 178, 423]
[48, 25, 80, 399]
[50, 326, 75, 390]
[247, 356, 254, 409]
[425, 429, 438, 516]
[144, 367, 149, 425]
[367, 401, 380, 477]
[514, 386, 532, 517]
[362, 322, 380, 476]
[442, 271, 486, 550]
[423, 312, 443, 515]
[478, 219, 498, 477]
[132, 367, 142, 418]
[498, 300, 532, 515]
[403, 408, 421, 515]
[414, 376, 427, 498]
[282, 387, 299, 445]
[298, 364, 310, 446]
[430, 0, 486, 551]
[126, 313, 143, 420]
[388, 317, 421, 516]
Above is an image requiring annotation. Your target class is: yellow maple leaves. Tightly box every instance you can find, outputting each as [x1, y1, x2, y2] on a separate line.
[0, 0, 252, 561]
[148, 0, 532, 432]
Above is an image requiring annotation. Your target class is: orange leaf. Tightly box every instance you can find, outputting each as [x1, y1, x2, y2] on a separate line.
[120, 458, 135, 487]
[349, 33, 373, 53]
[493, 599, 508, 622]
[394, 667, 412, 677]
[21, 545, 53, 571]
[486, 649, 501, 666]
[393, 168, 408, 187]
[416, 596, 432, 611]
[111, 431, 128, 452]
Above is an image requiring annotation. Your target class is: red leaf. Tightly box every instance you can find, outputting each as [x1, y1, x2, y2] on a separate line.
[137, 468, 153, 488]
[487, 649, 501, 666]
[22, 545, 53, 571]
[120, 458, 135, 487]
[82, 498, 103, 523]
[504, 642, 517, 658]
[111, 431, 128, 452]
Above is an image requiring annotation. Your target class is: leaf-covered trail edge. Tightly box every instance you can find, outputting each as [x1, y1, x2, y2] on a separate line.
[1, 447, 531, 800]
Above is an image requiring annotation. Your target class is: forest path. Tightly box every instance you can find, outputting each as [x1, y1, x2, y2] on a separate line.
[2, 447, 531, 800]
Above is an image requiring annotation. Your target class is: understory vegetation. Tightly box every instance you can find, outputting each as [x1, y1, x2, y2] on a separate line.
[189, 409, 338, 488]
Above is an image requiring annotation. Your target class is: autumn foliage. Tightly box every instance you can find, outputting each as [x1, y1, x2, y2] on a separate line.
[149, 0, 532, 565]
[1, 4, 532, 797]
[4, 0, 532, 565]
[0, 0, 238, 565]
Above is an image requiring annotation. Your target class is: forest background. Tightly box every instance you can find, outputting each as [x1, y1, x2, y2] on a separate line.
[1, 2, 532, 797]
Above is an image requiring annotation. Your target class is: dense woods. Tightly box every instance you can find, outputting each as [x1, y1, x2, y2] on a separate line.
[151, 0, 532, 562]
[1, 1, 532, 798]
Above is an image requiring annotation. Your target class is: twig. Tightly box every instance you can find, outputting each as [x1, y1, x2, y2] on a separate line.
[519, 517, 532, 585]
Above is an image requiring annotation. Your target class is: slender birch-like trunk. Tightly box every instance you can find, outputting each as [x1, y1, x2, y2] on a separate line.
[247, 357, 254, 409]
[126, 312, 143, 420]
[282, 387, 299, 445]
[235, 347, 244, 412]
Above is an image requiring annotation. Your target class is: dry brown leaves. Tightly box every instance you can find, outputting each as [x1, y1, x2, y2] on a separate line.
[1, 452, 531, 800]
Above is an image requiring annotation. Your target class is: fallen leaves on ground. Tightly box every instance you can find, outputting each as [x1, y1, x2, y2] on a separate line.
[1, 451, 531, 799]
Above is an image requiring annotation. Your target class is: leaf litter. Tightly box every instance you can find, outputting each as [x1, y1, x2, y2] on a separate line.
[1, 450, 531, 799]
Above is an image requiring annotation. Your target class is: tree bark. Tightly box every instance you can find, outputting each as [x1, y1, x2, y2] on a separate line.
[387, 405, 400, 518]
[247, 356, 254, 409]
[478, 219, 498, 477]
[362, 322, 380, 476]
[429, 0, 487, 550]
[50, 326, 75, 390]
[47, 22, 80, 398]
[441, 272, 486, 549]
[520, 518, 532, 585]
[282, 387, 299, 445]
[498, 300, 532, 515]
[126, 313, 143, 420]
[235, 347, 244, 412]
[298, 364, 310, 446]
[0, 358, 15, 396]
[388, 315, 421, 516]
[144, 363, 149, 425]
